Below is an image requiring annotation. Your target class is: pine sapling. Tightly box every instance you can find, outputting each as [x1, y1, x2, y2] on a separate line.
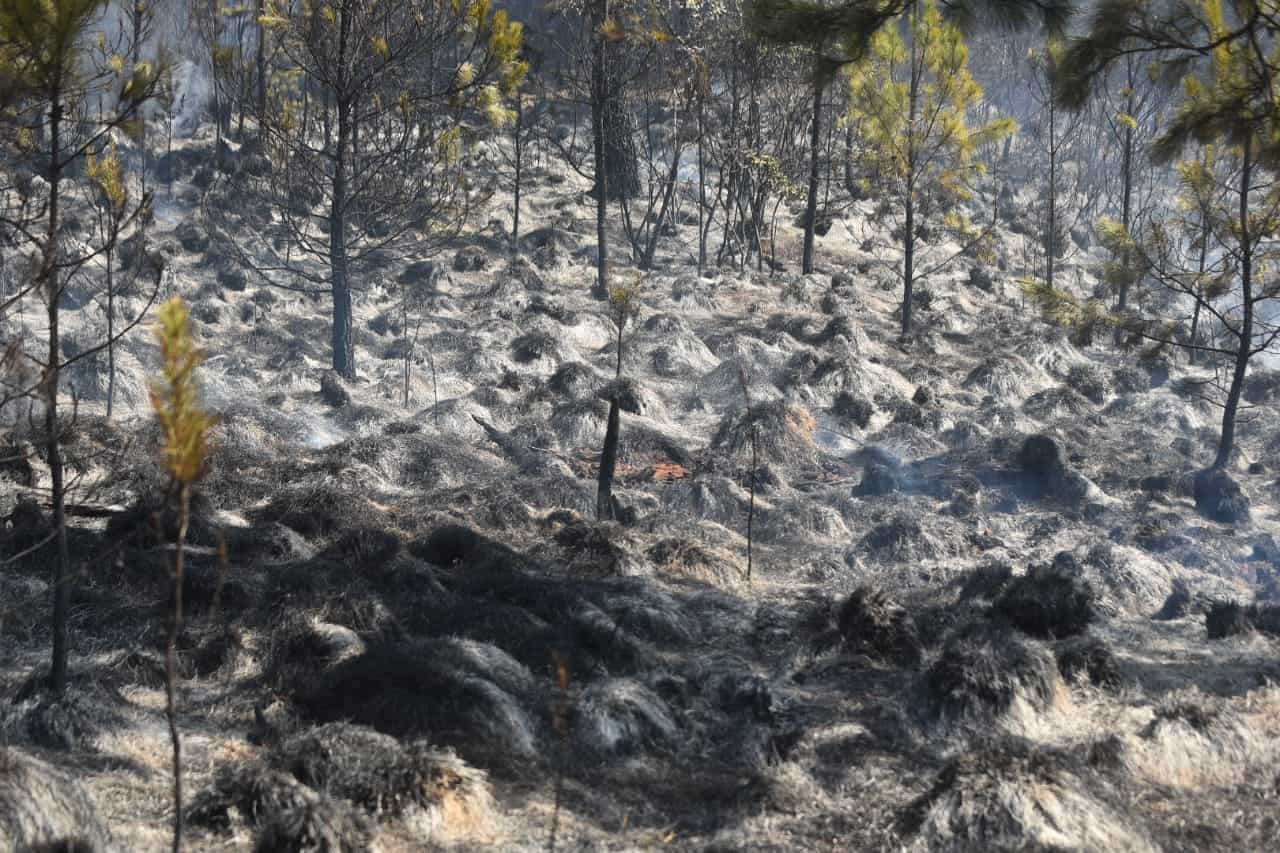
[547, 652, 572, 853]
[596, 275, 641, 521]
[149, 297, 215, 853]
[736, 363, 758, 583]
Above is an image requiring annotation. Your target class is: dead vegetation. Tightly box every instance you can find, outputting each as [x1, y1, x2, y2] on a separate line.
[3, 114, 1280, 853]
[0, 748, 113, 853]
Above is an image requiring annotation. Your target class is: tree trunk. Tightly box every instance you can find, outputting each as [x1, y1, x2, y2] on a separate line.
[597, 302, 626, 520]
[330, 90, 355, 377]
[718, 56, 740, 266]
[1190, 217, 1208, 365]
[165, 483, 191, 853]
[902, 194, 915, 338]
[640, 143, 682, 269]
[590, 0, 610, 299]
[900, 35, 920, 339]
[1214, 137, 1253, 470]
[1113, 85, 1135, 345]
[45, 94, 72, 696]
[255, 0, 267, 131]
[802, 72, 824, 275]
[1045, 101, 1057, 292]
[843, 125, 856, 197]
[106, 244, 116, 420]
[600, 97, 639, 199]
[697, 92, 706, 276]
[512, 93, 522, 247]
[596, 399, 620, 520]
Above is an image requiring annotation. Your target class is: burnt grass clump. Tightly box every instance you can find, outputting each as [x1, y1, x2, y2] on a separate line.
[1154, 578, 1194, 620]
[271, 723, 492, 819]
[188, 762, 375, 851]
[898, 736, 1147, 852]
[1054, 635, 1123, 687]
[992, 563, 1097, 639]
[958, 559, 1014, 601]
[324, 525, 401, 566]
[510, 329, 558, 363]
[925, 621, 1060, 721]
[836, 586, 923, 666]
[251, 795, 372, 853]
[1205, 600, 1280, 639]
[0, 747, 114, 852]
[294, 640, 540, 769]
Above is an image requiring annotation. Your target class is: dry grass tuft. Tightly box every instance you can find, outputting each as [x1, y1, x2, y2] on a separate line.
[0, 747, 113, 853]
[900, 737, 1156, 852]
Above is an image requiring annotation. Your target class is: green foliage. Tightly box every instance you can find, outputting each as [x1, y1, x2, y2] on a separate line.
[86, 141, 127, 213]
[1018, 277, 1113, 346]
[0, 0, 103, 94]
[846, 1, 1013, 208]
[1096, 215, 1141, 298]
[150, 298, 216, 487]
[1057, 0, 1280, 165]
[747, 0, 1072, 74]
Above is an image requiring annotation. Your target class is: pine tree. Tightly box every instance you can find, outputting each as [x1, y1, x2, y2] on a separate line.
[149, 297, 215, 853]
[1025, 38, 1086, 295]
[748, 0, 1069, 276]
[845, 0, 1013, 337]
[1059, 0, 1280, 469]
[0, 0, 159, 695]
[227, 0, 526, 380]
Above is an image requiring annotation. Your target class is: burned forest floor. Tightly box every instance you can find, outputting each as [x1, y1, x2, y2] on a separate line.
[3, 126, 1280, 852]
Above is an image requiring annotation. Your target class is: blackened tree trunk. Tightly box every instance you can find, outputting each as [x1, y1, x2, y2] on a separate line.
[596, 399, 620, 520]
[330, 93, 355, 378]
[512, 93, 523, 246]
[1189, 216, 1208, 365]
[256, 0, 267, 129]
[900, 32, 920, 339]
[802, 72, 824, 275]
[45, 93, 72, 695]
[1214, 136, 1254, 470]
[1113, 80, 1135, 345]
[590, 0, 609, 299]
[696, 91, 706, 276]
[106, 242, 116, 419]
[596, 299, 627, 520]
[1045, 97, 1058, 293]
[843, 125, 856, 197]
[599, 95, 639, 200]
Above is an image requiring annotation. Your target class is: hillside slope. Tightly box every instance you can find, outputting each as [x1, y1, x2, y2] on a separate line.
[2, 127, 1279, 852]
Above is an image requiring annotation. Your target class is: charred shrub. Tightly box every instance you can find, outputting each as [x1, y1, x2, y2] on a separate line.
[836, 587, 922, 667]
[992, 564, 1096, 639]
[1206, 601, 1254, 639]
[1054, 635, 1122, 688]
[272, 723, 491, 820]
[925, 621, 1059, 720]
[320, 526, 401, 578]
[958, 560, 1013, 602]
[295, 640, 539, 768]
[511, 330, 557, 363]
[832, 391, 874, 428]
[1193, 468, 1251, 524]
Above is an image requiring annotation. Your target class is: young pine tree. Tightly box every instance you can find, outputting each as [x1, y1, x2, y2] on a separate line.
[845, 0, 1013, 338]
[86, 142, 138, 420]
[749, 0, 1067, 276]
[0, 0, 159, 695]
[1059, 0, 1280, 469]
[596, 276, 641, 521]
[149, 297, 216, 853]
[242, 0, 526, 379]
